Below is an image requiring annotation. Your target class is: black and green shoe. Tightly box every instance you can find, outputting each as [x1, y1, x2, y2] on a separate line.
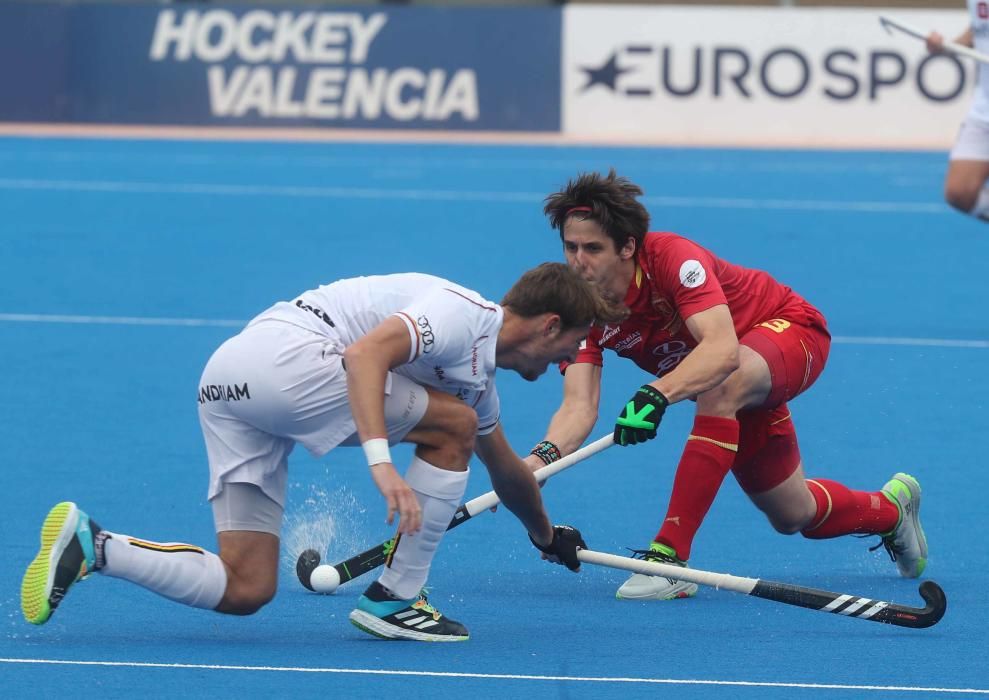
[349, 582, 469, 642]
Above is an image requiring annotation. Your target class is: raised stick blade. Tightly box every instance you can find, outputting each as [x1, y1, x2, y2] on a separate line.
[876, 14, 928, 43]
[296, 548, 322, 592]
[877, 581, 947, 629]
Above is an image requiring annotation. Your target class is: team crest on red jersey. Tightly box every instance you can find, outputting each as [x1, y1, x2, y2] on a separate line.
[650, 295, 684, 335]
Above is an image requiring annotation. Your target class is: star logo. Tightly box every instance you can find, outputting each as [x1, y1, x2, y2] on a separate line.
[579, 52, 631, 92]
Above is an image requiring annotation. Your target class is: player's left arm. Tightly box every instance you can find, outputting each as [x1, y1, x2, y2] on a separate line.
[475, 424, 585, 571]
[475, 424, 554, 545]
[653, 304, 739, 404]
[613, 304, 739, 446]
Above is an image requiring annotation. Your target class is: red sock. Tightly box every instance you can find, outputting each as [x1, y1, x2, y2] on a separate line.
[655, 415, 739, 561]
[801, 478, 899, 539]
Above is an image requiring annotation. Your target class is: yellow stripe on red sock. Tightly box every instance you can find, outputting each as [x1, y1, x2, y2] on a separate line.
[803, 479, 833, 533]
[686, 434, 738, 452]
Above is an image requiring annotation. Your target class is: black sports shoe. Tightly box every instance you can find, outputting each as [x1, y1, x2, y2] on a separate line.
[349, 582, 469, 642]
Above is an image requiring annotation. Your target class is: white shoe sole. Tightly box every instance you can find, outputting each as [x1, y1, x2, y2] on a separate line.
[616, 573, 698, 601]
[349, 609, 468, 642]
[887, 472, 928, 578]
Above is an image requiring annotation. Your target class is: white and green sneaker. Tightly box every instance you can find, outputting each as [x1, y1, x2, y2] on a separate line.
[616, 542, 698, 601]
[21, 502, 102, 625]
[878, 473, 928, 578]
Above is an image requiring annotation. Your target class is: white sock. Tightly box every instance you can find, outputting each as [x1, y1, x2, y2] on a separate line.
[970, 187, 989, 221]
[376, 457, 469, 600]
[100, 533, 227, 609]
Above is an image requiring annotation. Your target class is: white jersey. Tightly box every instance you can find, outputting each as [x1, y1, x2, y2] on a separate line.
[969, 0, 989, 123]
[249, 273, 503, 434]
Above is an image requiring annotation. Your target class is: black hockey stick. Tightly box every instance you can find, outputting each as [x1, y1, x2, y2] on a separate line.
[579, 549, 945, 628]
[297, 434, 614, 592]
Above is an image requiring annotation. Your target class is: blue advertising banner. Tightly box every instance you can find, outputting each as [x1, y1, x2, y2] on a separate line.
[0, 2, 561, 131]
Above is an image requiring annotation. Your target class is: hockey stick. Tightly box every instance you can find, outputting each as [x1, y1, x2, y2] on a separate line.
[297, 433, 615, 592]
[879, 14, 989, 66]
[578, 549, 946, 629]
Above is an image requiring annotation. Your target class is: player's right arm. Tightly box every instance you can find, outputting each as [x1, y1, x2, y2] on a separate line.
[524, 362, 602, 472]
[343, 316, 422, 535]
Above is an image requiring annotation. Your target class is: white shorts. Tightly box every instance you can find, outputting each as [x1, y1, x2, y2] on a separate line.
[198, 320, 429, 512]
[212, 482, 283, 536]
[949, 117, 989, 161]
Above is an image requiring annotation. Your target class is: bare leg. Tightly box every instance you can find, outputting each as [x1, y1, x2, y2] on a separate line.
[944, 159, 989, 217]
[215, 530, 279, 614]
[746, 463, 817, 534]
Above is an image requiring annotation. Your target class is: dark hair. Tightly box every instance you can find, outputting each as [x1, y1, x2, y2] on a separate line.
[543, 169, 650, 253]
[501, 262, 627, 327]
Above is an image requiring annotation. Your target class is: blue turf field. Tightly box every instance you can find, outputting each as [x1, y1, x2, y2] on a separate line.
[1, 135, 988, 699]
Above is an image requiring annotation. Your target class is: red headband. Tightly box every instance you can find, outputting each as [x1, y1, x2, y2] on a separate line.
[566, 206, 592, 216]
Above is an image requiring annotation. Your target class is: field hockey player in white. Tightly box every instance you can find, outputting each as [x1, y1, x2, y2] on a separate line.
[925, 2, 989, 222]
[21, 263, 623, 642]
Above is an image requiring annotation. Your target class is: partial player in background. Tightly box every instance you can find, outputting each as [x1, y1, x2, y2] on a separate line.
[927, 2, 989, 222]
[523, 170, 928, 601]
[22, 263, 620, 642]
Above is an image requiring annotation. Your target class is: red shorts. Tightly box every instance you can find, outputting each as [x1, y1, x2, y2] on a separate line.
[740, 308, 830, 408]
[731, 308, 831, 494]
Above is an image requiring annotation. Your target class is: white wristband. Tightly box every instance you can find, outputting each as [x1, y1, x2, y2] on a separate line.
[361, 438, 392, 466]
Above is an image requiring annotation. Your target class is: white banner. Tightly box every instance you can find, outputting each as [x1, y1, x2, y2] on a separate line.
[563, 6, 973, 148]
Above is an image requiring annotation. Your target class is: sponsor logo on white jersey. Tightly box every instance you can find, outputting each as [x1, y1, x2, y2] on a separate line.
[417, 315, 435, 354]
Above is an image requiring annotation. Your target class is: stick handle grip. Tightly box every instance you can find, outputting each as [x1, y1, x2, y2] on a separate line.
[576, 548, 758, 595]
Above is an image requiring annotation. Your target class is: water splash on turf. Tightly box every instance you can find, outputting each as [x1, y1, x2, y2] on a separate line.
[280, 482, 372, 592]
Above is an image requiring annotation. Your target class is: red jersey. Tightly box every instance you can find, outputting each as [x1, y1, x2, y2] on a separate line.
[569, 232, 824, 377]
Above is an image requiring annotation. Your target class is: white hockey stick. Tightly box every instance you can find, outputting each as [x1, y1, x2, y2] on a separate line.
[879, 14, 989, 65]
[578, 549, 946, 629]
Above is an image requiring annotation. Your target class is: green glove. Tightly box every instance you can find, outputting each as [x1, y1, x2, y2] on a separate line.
[614, 384, 669, 446]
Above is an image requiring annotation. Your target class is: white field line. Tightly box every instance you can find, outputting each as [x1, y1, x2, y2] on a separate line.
[0, 313, 244, 328]
[0, 121, 953, 150]
[3, 313, 986, 349]
[0, 151, 936, 177]
[0, 178, 947, 213]
[0, 658, 985, 694]
[831, 335, 989, 349]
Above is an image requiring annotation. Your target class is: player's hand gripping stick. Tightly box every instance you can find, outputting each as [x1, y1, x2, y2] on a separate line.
[529, 525, 587, 572]
[614, 384, 669, 446]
